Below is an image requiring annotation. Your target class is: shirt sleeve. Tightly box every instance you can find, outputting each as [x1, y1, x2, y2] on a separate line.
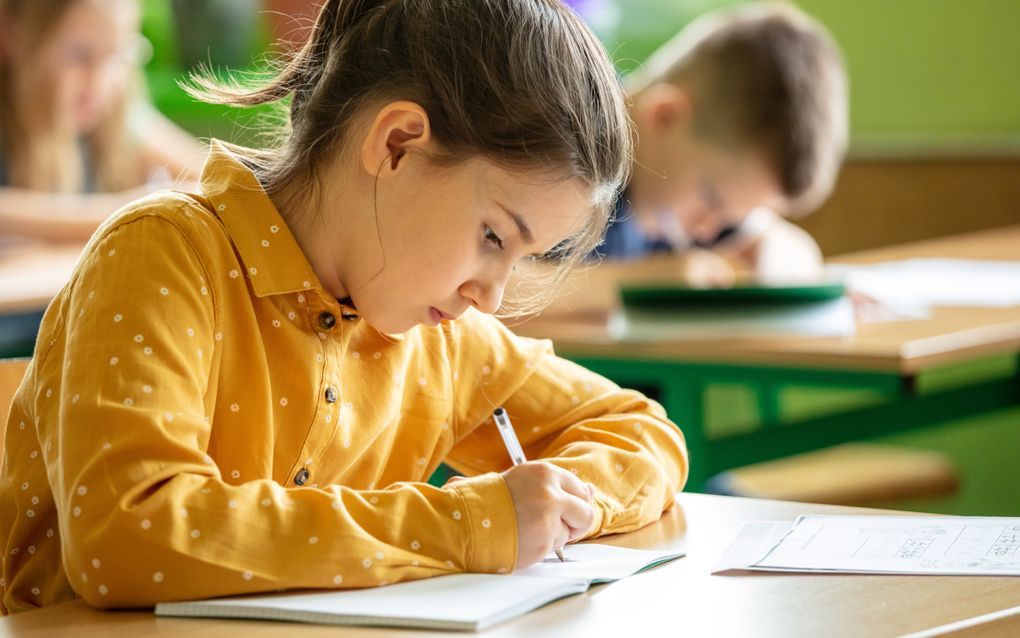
[444, 310, 689, 538]
[48, 211, 515, 609]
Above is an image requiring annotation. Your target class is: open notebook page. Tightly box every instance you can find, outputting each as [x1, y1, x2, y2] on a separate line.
[155, 542, 684, 631]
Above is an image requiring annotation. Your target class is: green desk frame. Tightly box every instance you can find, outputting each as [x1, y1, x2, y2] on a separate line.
[568, 354, 1020, 491]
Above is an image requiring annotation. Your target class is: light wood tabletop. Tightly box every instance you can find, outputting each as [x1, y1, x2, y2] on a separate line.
[0, 241, 83, 315]
[3, 493, 1019, 638]
[511, 225, 1020, 374]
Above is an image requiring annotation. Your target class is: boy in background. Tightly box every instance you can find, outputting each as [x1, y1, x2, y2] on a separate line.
[602, 3, 848, 286]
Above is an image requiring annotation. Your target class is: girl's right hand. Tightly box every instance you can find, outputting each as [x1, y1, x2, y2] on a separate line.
[500, 462, 595, 569]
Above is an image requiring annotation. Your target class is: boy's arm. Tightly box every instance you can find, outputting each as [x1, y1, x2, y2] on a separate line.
[748, 217, 824, 284]
[680, 215, 824, 286]
[445, 311, 689, 539]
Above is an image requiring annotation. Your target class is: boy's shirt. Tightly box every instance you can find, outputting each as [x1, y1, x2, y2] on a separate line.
[0, 141, 688, 613]
[597, 193, 738, 260]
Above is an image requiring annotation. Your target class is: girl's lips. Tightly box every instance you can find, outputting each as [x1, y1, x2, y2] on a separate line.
[428, 306, 459, 325]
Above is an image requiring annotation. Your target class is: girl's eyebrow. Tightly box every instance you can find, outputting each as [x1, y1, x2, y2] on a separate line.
[498, 204, 535, 244]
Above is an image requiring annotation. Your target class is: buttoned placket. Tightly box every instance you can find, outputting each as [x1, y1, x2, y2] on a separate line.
[291, 295, 360, 487]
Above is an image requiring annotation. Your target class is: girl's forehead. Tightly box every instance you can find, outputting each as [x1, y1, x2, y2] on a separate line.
[61, 0, 139, 33]
[486, 161, 594, 206]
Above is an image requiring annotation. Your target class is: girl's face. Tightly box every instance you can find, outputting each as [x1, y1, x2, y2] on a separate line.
[36, 0, 141, 133]
[330, 155, 592, 335]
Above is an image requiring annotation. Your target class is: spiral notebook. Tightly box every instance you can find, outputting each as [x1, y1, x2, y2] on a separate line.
[155, 543, 684, 632]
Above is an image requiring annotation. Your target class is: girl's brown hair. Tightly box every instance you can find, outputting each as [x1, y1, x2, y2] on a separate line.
[188, 0, 632, 316]
[0, 0, 145, 192]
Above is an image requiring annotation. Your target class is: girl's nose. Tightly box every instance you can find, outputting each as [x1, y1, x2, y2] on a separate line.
[461, 277, 505, 315]
[460, 263, 513, 315]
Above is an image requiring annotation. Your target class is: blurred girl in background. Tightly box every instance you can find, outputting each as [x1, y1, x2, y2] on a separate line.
[0, 0, 203, 242]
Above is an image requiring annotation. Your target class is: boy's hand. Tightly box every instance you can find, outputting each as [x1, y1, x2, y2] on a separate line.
[676, 248, 739, 288]
[500, 462, 595, 569]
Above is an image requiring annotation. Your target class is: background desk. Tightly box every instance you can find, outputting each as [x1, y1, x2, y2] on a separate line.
[0, 241, 82, 358]
[3, 493, 1019, 637]
[514, 226, 1020, 490]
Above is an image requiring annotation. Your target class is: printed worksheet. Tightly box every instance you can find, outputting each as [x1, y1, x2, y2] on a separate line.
[714, 516, 1020, 575]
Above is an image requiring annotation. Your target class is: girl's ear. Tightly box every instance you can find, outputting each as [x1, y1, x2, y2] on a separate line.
[360, 101, 432, 177]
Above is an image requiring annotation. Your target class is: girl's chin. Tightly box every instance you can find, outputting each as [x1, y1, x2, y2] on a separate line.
[73, 103, 109, 132]
[360, 314, 416, 336]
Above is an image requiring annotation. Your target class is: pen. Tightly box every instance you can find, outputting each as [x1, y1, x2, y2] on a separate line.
[493, 407, 566, 562]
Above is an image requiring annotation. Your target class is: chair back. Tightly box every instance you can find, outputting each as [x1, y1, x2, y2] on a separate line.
[0, 358, 30, 448]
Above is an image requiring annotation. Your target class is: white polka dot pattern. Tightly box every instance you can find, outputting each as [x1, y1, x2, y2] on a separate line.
[0, 143, 687, 609]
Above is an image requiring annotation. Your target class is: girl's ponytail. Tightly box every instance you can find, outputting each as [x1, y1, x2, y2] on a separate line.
[185, 0, 377, 111]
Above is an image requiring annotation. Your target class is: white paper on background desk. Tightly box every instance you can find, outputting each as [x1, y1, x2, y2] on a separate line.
[830, 259, 1020, 309]
[714, 515, 1020, 575]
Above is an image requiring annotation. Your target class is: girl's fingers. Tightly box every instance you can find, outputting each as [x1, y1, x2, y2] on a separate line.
[559, 492, 596, 542]
[556, 467, 592, 502]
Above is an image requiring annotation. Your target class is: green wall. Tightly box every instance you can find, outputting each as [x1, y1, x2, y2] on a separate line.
[142, 1, 1020, 148]
[606, 0, 1020, 149]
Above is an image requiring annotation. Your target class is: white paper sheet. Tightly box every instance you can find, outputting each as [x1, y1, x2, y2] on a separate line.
[830, 259, 1020, 309]
[714, 515, 1020, 575]
[712, 521, 793, 573]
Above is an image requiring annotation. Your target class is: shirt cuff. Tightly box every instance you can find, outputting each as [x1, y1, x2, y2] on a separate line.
[448, 472, 517, 573]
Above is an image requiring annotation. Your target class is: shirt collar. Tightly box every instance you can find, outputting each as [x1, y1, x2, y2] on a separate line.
[200, 140, 323, 299]
[198, 142, 401, 339]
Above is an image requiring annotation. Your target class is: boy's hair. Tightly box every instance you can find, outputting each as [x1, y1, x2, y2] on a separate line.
[630, 3, 848, 214]
[188, 0, 633, 316]
[0, 0, 145, 192]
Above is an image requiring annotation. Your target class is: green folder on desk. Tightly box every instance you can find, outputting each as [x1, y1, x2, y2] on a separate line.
[613, 281, 854, 340]
[620, 282, 847, 309]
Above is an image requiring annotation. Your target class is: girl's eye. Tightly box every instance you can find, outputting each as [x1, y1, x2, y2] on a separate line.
[484, 225, 504, 250]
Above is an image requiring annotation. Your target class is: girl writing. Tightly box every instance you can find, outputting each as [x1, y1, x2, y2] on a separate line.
[1, 0, 687, 613]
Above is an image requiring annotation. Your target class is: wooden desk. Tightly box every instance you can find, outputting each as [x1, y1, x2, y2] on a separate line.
[3, 494, 1018, 637]
[0, 241, 82, 315]
[0, 241, 83, 358]
[512, 226, 1020, 489]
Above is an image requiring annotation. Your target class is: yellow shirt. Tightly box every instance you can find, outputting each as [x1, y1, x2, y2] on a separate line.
[0, 141, 687, 614]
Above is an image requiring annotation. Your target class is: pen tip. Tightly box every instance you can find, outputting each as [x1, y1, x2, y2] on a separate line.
[555, 547, 566, 562]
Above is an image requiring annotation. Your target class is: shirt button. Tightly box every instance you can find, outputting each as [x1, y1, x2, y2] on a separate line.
[325, 386, 338, 403]
[294, 468, 310, 485]
[319, 312, 336, 329]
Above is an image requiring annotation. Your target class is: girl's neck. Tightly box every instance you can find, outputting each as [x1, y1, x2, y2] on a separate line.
[269, 176, 353, 301]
